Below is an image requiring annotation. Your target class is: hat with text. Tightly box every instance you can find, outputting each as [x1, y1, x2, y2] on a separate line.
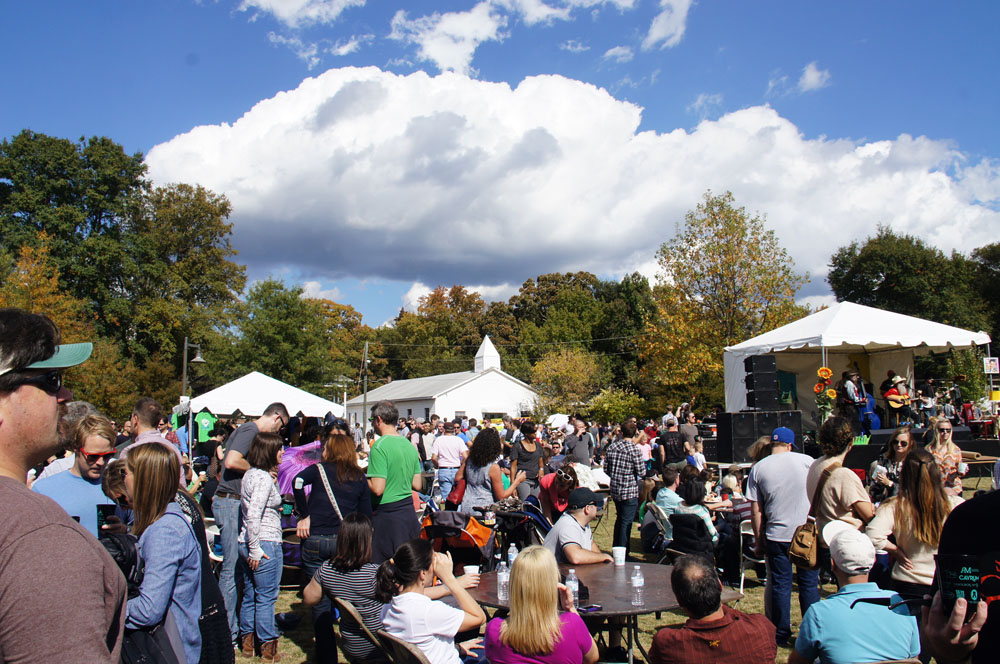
[567, 487, 604, 510]
[770, 426, 798, 449]
[823, 520, 875, 575]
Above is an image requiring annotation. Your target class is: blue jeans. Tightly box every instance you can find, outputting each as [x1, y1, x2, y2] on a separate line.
[765, 539, 820, 644]
[613, 497, 639, 555]
[300, 533, 338, 664]
[437, 467, 459, 500]
[238, 540, 283, 642]
[212, 494, 243, 642]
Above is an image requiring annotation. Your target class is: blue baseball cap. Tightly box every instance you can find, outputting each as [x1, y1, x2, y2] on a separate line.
[770, 427, 797, 448]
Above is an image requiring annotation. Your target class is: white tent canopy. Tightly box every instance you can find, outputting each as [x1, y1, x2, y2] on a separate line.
[724, 302, 991, 427]
[189, 371, 345, 418]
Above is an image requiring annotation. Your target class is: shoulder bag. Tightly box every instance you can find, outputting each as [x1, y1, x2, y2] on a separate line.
[787, 463, 839, 570]
[315, 463, 346, 523]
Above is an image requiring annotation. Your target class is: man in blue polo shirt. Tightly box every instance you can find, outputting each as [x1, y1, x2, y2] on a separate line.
[789, 521, 920, 664]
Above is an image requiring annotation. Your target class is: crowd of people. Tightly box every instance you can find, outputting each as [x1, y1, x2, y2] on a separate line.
[0, 307, 995, 664]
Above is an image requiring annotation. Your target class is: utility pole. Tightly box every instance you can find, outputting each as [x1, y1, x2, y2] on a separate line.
[361, 343, 370, 434]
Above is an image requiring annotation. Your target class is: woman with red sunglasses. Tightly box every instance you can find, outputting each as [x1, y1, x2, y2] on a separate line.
[32, 413, 117, 537]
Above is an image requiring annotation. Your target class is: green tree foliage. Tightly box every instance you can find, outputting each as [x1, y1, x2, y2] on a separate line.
[642, 191, 809, 408]
[587, 387, 644, 424]
[827, 226, 989, 332]
[971, 242, 1000, 338]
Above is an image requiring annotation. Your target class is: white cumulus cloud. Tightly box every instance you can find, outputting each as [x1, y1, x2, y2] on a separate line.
[240, 0, 366, 28]
[330, 33, 374, 56]
[560, 39, 590, 53]
[145, 67, 1000, 300]
[642, 0, 693, 51]
[301, 280, 344, 300]
[389, 3, 507, 75]
[603, 45, 634, 63]
[402, 282, 432, 312]
[798, 61, 831, 92]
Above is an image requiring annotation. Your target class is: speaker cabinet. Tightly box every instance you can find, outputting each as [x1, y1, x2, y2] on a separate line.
[755, 411, 780, 438]
[747, 390, 779, 410]
[713, 410, 804, 464]
[744, 355, 776, 373]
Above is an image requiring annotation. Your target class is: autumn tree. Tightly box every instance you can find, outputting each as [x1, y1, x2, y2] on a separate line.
[530, 347, 604, 417]
[587, 387, 644, 424]
[641, 191, 809, 406]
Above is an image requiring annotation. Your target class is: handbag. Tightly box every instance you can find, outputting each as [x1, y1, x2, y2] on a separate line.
[447, 459, 468, 506]
[121, 618, 183, 664]
[788, 463, 839, 570]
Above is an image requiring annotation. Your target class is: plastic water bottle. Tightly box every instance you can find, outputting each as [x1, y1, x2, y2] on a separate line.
[565, 568, 580, 608]
[496, 560, 510, 601]
[631, 565, 644, 607]
[507, 542, 518, 567]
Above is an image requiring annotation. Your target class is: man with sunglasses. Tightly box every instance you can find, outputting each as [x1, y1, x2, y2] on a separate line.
[32, 413, 117, 537]
[0, 308, 127, 663]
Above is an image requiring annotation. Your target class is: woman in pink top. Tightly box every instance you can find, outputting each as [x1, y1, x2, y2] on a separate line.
[484, 545, 598, 664]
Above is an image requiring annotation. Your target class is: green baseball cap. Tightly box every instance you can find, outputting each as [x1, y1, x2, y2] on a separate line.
[24, 342, 93, 371]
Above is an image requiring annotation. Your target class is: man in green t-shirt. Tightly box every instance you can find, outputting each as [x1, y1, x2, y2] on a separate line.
[366, 400, 423, 562]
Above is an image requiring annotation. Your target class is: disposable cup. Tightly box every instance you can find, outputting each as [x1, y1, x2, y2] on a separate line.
[463, 565, 480, 576]
[613, 547, 626, 566]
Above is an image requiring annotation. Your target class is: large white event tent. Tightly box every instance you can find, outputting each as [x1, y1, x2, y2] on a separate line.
[188, 371, 345, 418]
[723, 302, 991, 427]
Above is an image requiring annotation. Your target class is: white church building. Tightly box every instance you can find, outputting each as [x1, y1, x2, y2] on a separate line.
[345, 336, 538, 427]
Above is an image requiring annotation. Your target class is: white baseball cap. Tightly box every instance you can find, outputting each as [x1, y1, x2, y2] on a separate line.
[823, 520, 875, 575]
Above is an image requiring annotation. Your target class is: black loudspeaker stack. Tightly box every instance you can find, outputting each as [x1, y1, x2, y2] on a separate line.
[744, 355, 779, 410]
[715, 411, 803, 463]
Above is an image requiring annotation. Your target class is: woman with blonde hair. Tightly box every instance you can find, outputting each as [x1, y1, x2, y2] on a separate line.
[293, 430, 372, 664]
[866, 447, 963, 600]
[125, 442, 203, 664]
[926, 417, 965, 495]
[484, 545, 598, 664]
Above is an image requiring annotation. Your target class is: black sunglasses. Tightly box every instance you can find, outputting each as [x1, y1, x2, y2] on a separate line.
[8, 370, 62, 395]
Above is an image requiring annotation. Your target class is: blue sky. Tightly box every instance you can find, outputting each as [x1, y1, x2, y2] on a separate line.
[4, 1, 999, 325]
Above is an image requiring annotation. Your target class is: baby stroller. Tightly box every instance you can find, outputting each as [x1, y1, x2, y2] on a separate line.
[492, 496, 552, 554]
[420, 510, 497, 572]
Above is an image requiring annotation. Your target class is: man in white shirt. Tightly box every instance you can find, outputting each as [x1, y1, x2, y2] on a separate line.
[432, 421, 468, 499]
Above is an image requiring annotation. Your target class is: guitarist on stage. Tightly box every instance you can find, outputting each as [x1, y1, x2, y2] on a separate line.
[884, 375, 915, 427]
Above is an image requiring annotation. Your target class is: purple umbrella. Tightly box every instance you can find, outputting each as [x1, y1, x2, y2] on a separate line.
[277, 441, 323, 495]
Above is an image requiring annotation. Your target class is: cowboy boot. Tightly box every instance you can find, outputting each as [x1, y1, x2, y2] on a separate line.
[260, 639, 281, 662]
[239, 632, 255, 657]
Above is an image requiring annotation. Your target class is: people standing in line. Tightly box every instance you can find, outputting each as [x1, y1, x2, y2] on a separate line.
[213, 401, 288, 645]
[303, 513, 388, 663]
[433, 420, 469, 500]
[376, 539, 488, 664]
[866, 447, 962, 600]
[510, 420, 544, 500]
[603, 417, 645, 560]
[31, 413, 117, 537]
[866, 424, 913, 504]
[458, 427, 526, 514]
[366, 400, 423, 564]
[293, 429, 372, 664]
[484, 545, 599, 664]
[745, 426, 819, 646]
[237, 432, 286, 661]
[0, 309, 127, 663]
[926, 418, 966, 496]
[125, 442, 204, 664]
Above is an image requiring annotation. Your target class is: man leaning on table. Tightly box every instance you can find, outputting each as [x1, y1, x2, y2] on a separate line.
[543, 487, 612, 565]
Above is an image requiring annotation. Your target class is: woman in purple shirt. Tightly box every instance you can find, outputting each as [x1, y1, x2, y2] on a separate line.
[484, 545, 598, 664]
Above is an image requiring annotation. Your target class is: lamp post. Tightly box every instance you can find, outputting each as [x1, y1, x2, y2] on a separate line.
[334, 374, 350, 419]
[180, 337, 206, 399]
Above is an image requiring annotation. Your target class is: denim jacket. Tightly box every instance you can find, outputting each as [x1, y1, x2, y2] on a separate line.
[127, 502, 203, 664]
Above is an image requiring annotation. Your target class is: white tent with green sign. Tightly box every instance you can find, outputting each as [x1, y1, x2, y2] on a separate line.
[723, 301, 991, 428]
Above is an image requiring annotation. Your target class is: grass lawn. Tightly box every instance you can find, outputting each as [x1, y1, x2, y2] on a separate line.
[238, 475, 990, 663]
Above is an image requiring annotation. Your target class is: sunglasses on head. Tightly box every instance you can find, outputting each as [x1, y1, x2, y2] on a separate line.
[556, 468, 574, 482]
[7, 370, 63, 395]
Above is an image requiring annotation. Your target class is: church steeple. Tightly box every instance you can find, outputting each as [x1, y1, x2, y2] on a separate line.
[474, 336, 501, 373]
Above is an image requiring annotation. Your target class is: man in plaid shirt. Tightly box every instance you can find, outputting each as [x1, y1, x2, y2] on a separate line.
[603, 416, 646, 559]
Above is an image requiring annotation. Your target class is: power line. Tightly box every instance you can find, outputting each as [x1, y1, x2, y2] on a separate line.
[374, 335, 641, 349]
[368, 349, 641, 364]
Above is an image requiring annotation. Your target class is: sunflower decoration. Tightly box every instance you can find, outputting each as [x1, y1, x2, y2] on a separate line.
[815, 366, 836, 421]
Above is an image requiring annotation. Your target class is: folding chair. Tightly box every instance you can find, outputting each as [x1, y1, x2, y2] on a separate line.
[644, 503, 674, 564]
[738, 519, 766, 594]
[332, 597, 393, 663]
[376, 631, 432, 664]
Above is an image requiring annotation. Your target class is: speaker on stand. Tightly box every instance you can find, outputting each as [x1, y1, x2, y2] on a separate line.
[744, 355, 780, 411]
